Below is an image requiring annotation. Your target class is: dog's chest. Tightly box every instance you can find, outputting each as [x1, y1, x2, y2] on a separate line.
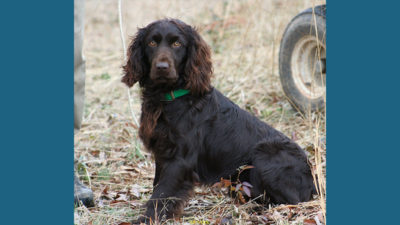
[141, 99, 200, 156]
[143, 113, 181, 155]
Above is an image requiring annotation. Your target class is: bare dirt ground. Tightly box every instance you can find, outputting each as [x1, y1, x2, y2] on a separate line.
[74, 0, 326, 224]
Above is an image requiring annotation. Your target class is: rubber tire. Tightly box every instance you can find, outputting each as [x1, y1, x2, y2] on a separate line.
[279, 5, 326, 113]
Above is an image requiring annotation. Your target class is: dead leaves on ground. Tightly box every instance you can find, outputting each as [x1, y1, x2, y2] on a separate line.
[210, 171, 324, 224]
[101, 184, 152, 204]
[211, 165, 255, 204]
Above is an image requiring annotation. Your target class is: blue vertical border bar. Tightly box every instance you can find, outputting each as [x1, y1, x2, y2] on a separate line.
[328, 1, 400, 224]
[0, 1, 73, 224]
[1, 0, 400, 224]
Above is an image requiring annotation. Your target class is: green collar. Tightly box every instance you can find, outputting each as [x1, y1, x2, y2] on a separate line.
[163, 89, 190, 101]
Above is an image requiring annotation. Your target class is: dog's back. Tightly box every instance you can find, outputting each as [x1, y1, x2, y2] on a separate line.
[191, 89, 315, 204]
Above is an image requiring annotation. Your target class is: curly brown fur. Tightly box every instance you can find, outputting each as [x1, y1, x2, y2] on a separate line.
[122, 19, 315, 224]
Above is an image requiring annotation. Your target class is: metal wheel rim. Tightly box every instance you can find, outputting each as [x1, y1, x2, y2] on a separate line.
[291, 35, 326, 99]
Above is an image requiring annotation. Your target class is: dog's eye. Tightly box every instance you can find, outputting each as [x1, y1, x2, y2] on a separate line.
[148, 41, 157, 47]
[172, 41, 181, 48]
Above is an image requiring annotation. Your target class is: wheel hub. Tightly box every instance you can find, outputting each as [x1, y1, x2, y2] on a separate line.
[291, 35, 326, 99]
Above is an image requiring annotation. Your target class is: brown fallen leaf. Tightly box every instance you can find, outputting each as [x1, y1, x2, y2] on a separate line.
[118, 222, 131, 225]
[237, 191, 246, 204]
[303, 219, 317, 225]
[101, 186, 118, 200]
[212, 178, 232, 188]
[101, 186, 109, 195]
[90, 150, 100, 157]
[110, 199, 128, 205]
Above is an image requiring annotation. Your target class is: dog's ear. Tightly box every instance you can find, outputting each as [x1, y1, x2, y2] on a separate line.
[122, 28, 148, 87]
[184, 26, 213, 96]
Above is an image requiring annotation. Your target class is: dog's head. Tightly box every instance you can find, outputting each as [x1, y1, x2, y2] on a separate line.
[122, 19, 212, 96]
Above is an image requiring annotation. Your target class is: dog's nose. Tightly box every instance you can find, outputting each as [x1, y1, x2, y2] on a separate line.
[156, 62, 169, 70]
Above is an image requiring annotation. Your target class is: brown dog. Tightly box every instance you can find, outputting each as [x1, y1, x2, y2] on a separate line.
[122, 19, 315, 224]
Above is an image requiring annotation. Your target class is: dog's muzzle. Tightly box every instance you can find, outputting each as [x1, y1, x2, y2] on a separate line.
[150, 50, 178, 83]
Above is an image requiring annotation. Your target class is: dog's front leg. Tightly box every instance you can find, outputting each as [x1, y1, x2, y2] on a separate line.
[153, 158, 162, 187]
[137, 157, 196, 224]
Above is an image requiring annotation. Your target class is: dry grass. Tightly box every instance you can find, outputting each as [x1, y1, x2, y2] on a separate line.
[74, 0, 326, 224]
